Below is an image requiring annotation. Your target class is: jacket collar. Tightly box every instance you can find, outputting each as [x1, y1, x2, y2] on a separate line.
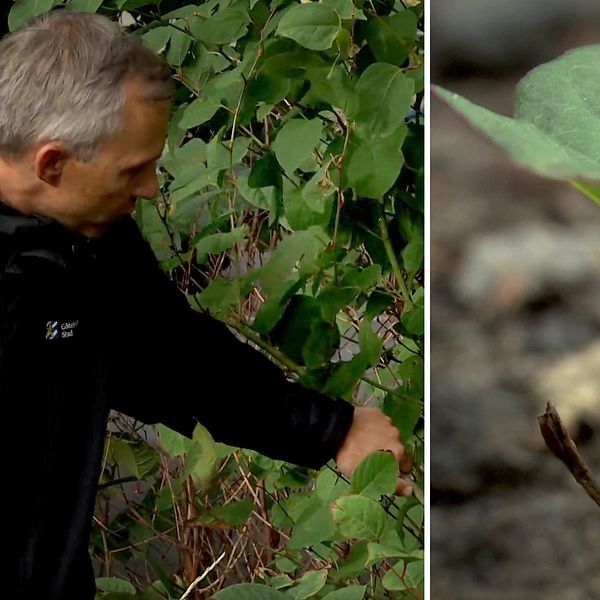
[0, 199, 136, 275]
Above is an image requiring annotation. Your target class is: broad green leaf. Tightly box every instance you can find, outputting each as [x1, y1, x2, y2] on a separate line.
[286, 570, 328, 600]
[276, 556, 298, 574]
[434, 46, 600, 181]
[211, 584, 291, 600]
[141, 26, 172, 54]
[332, 540, 369, 580]
[384, 394, 422, 443]
[183, 423, 218, 487]
[358, 321, 382, 367]
[382, 559, 424, 591]
[330, 495, 387, 539]
[305, 65, 354, 113]
[343, 126, 407, 199]
[349, 64, 414, 138]
[195, 226, 248, 264]
[323, 353, 369, 397]
[166, 22, 193, 66]
[190, 9, 250, 45]
[95, 577, 136, 595]
[302, 165, 337, 211]
[277, 4, 341, 51]
[302, 321, 340, 369]
[315, 468, 349, 503]
[402, 239, 424, 276]
[366, 11, 417, 66]
[66, 0, 103, 13]
[157, 424, 192, 457]
[272, 119, 324, 174]
[252, 277, 300, 334]
[284, 186, 333, 232]
[110, 439, 158, 480]
[288, 500, 338, 549]
[179, 98, 222, 129]
[162, 4, 209, 20]
[9, 0, 56, 32]
[236, 175, 279, 214]
[367, 536, 423, 567]
[196, 278, 246, 318]
[351, 450, 398, 498]
[248, 153, 283, 189]
[252, 229, 326, 296]
[321, 0, 356, 20]
[322, 586, 366, 600]
[211, 500, 254, 527]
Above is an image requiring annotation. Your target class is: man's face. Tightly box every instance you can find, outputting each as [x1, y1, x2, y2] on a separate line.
[35, 77, 171, 237]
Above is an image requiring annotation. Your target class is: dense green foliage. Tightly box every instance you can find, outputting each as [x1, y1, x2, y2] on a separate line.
[8, 0, 424, 598]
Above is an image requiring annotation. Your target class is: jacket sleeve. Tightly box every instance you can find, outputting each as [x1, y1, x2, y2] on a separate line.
[99, 217, 355, 470]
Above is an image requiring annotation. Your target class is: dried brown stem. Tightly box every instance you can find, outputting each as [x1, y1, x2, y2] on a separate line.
[538, 402, 600, 509]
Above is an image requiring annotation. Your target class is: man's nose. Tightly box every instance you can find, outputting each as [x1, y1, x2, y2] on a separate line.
[133, 170, 160, 200]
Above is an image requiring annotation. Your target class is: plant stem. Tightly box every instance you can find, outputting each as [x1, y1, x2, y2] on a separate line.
[378, 207, 412, 308]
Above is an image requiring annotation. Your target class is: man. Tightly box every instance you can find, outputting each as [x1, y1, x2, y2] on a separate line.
[0, 8, 412, 600]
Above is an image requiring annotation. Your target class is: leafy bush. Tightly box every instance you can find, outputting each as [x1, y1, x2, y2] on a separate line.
[8, 0, 424, 598]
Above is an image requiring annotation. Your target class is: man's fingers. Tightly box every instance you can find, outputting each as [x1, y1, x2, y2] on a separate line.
[395, 477, 413, 497]
[388, 444, 412, 474]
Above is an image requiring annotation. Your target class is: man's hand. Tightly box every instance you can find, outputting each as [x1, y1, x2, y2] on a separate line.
[335, 406, 413, 496]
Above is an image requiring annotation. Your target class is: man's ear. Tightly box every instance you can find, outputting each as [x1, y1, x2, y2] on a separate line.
[34, 144, 71, 186]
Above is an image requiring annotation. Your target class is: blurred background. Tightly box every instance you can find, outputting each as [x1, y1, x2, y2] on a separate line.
[431, 1, 600, 599]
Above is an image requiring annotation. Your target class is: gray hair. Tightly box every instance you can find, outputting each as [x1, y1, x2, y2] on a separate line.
[0, 9, 176, 162]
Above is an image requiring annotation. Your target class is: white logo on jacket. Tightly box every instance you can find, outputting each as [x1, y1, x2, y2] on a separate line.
[45, 320, 79, 340]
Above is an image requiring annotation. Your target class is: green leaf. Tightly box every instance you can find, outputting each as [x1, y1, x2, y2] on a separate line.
[252, 229, 326, 296]
[9, 0, 56, 32]
[402, 239, 423, 276]
[196, 278, 246, 318]
[288, 500, 338, 549]
[248, 153, 283, 189]
[434, 45, 600, 181]
[277, 4, 341, 51]
[190, 9, 250, 45]
[382, 559, 424, 591]
[158, 424, 193, 457]
[330, 495, 388, 540]
[211, 500, 254, 527]
[358, 321, 382, 368]
[321, 586, 366, 600]
[286, 570, 328, 600]
[384, 394, 422, 443]
[141, 26, 172, 54]
[272, 119, 324, 174]
[365, 11, 417, 66]
[166, 22, 193, 66]
[184, 423, 219, 487]
[349, 64, 414, 138]
[367, 532, 423, 567]
[66, 0, 103, 13]
[351, 450, 398, 498]
[195, 226, 248, 264]
[179, 98, 222, 129]
[323, 353, 369, 397]
[321, 0, 357, 20]
[343, 126, 407, 199]
[211, 584, 291, 600]
[305, 65, 355, 113]
[95, 577, 136, 595]
[302, 165, 337, 212]
[110, 439, 158, 480]
[284, 186, 333, 232]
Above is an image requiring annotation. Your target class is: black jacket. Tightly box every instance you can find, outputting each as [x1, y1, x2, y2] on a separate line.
[0, 200, 354, 600]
